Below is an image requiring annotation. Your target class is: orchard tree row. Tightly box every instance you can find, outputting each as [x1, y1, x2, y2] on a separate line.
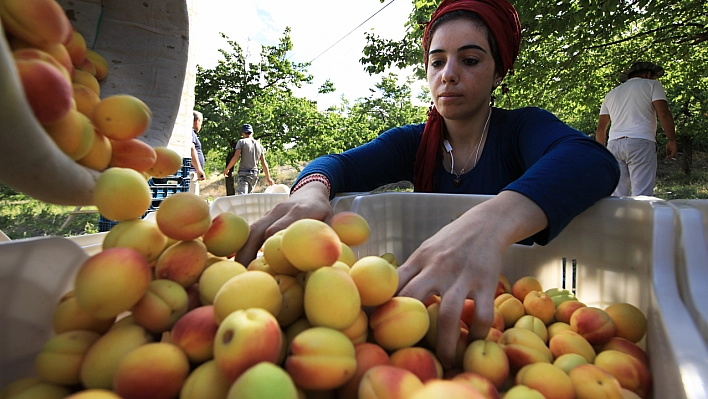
[195, 0, 707, 175]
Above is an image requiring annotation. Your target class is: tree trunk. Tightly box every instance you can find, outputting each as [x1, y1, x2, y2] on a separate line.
[225, 172, 235, 196]
[681, 137, 693, 175]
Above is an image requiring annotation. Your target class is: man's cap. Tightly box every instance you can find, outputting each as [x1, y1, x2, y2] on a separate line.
[618, 61, 664, 83]
[242, 124, 253, 133]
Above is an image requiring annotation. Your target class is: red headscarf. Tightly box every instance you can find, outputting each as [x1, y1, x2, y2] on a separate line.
[413, 0, 521, 192]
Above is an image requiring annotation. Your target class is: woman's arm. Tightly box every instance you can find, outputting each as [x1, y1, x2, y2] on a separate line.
[397, 190, 547, 369]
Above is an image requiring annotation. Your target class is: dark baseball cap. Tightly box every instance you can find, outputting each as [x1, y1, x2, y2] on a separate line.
[242, 124, 253, 133]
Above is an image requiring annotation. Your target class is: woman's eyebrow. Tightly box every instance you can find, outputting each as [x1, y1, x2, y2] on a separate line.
[428, 44, 487, 56]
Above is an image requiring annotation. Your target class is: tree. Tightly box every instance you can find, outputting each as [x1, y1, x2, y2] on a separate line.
[194, 29, 428, 174]
[362, 0, 708, 172]
[194, 29, 312, 163]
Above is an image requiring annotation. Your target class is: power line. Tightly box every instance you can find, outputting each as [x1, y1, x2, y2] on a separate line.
[308, 0, 397, 64]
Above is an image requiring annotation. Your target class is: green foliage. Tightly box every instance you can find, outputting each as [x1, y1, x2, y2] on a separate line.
[0, 183, 99, 238]
[194, 28, 428, 169]
[361, 0, 708, 144]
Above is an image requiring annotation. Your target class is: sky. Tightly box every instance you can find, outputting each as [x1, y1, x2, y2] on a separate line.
[189, 0, 422, 109]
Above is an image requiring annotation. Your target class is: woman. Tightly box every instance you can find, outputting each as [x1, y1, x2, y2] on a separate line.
[236, 0, 619, 369]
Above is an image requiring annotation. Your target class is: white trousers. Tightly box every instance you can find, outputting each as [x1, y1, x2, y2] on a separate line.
[607, 137, 657, 197]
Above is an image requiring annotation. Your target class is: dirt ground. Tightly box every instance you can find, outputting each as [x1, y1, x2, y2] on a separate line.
[198, 164, 302, 201]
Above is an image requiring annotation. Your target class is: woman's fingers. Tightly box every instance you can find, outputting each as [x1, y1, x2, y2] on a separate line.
[436, 289, 466, 369]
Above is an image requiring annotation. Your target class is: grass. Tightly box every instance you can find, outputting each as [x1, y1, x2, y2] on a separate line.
[1, 152, 706, 240]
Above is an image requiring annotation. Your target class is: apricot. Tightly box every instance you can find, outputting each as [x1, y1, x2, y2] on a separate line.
[77, 128, 112, 171]
[147, 147, 183, 177]
[202, 212, 250, 257]
[570, 306, 616, 346]
[170, 305, 219, 363]
[108, 138, 158, 172]
[227, 362, 298, 399]
[0, 0, 73, 48]
[213, 270, 282, 323]
[198, 259, 248, 305]
[73, 68, 100, 96]
[262, 233, 301, 275]
[511, 276, 543, 302]
[369, 296, 429, 351]
[85, 49, 108, 80]
[336, 342, 390, 399]
[462, 339, 509, 390]
[554, 299, 587, 324]
[13, 47, 71, 81]
[515, 363, 575, 399]
[568, 364, 624, 399]
[102, 218, 168, 263]
[14, 57, 73, 124]
[113, 343, 190, 399]
[514, 315, 548, 343]
[179, 360, 231, 399]
[358, 365, 424, 399]
[494, 293, 525, 329]
[276, 274, 305, 327]
[131, 279, 189, 334]
[155, 192, 211, 241]
[154, 239, 208, 287]
[349, 255, 398, 307]
[329, 211, 370, 246]
[80, 324, 154, 389]
[93, 167, 152, 221]
[11, 40, 73, 79]
[338, 308, 369, 344]
[390, 347, 442, 382]
[214, 308, 283, 383]
[52, 291, 116, 335]
[65, 29, 87, 66]
[523, 290, 555, 325]
[73, 247, 151, 319]
[43, 108, 97, 160]
[451, 372, 501, 399]
[548, 330, 596, 363]
[34, 330, 102, 385]
[92, 94, 152, 140]
[498, 327, 553, 372]
[65, 389, 124, 399]
[604, 302, 647, 343]
[411, 380, 488, 399]
[285, 326, 357, 391]
[303, 266, 360, 330]
[281, 218, 342, 271]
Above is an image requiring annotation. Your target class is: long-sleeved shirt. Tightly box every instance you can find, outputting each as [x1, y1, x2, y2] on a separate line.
[297, 106, 619, 245]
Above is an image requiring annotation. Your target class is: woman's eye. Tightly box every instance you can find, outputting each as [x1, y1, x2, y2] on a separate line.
[462, 58, 479, 66]
[430, 60, 444, 68]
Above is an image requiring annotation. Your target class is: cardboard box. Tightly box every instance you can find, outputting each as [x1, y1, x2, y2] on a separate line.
[348, 192, 708, 398]
[670, 200, 708, 345]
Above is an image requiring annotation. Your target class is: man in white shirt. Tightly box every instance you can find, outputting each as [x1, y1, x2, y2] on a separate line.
[596, 62, 677, 197]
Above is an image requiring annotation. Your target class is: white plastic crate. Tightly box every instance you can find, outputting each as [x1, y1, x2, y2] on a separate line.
[65, 232, 108, 256]
[0, 237, 89, 388]
[670, 200, 708, 346]
[348, 192, 708, 398]
[210, 193, 290, 224]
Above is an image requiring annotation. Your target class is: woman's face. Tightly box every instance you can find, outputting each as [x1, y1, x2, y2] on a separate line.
[426, 18, 499, 122]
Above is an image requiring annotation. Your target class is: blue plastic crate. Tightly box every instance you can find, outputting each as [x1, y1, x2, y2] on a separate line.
[98, 210, 153, 232]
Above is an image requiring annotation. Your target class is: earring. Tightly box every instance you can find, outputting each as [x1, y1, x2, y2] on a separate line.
[495, 81, 501, 87]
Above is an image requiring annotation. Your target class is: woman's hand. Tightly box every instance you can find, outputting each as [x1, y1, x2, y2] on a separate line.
[236, 182, 332, 266]
[396, 191, 548, 369]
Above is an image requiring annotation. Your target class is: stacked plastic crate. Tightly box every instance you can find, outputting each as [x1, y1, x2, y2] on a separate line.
[97, 158, 192, 232]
